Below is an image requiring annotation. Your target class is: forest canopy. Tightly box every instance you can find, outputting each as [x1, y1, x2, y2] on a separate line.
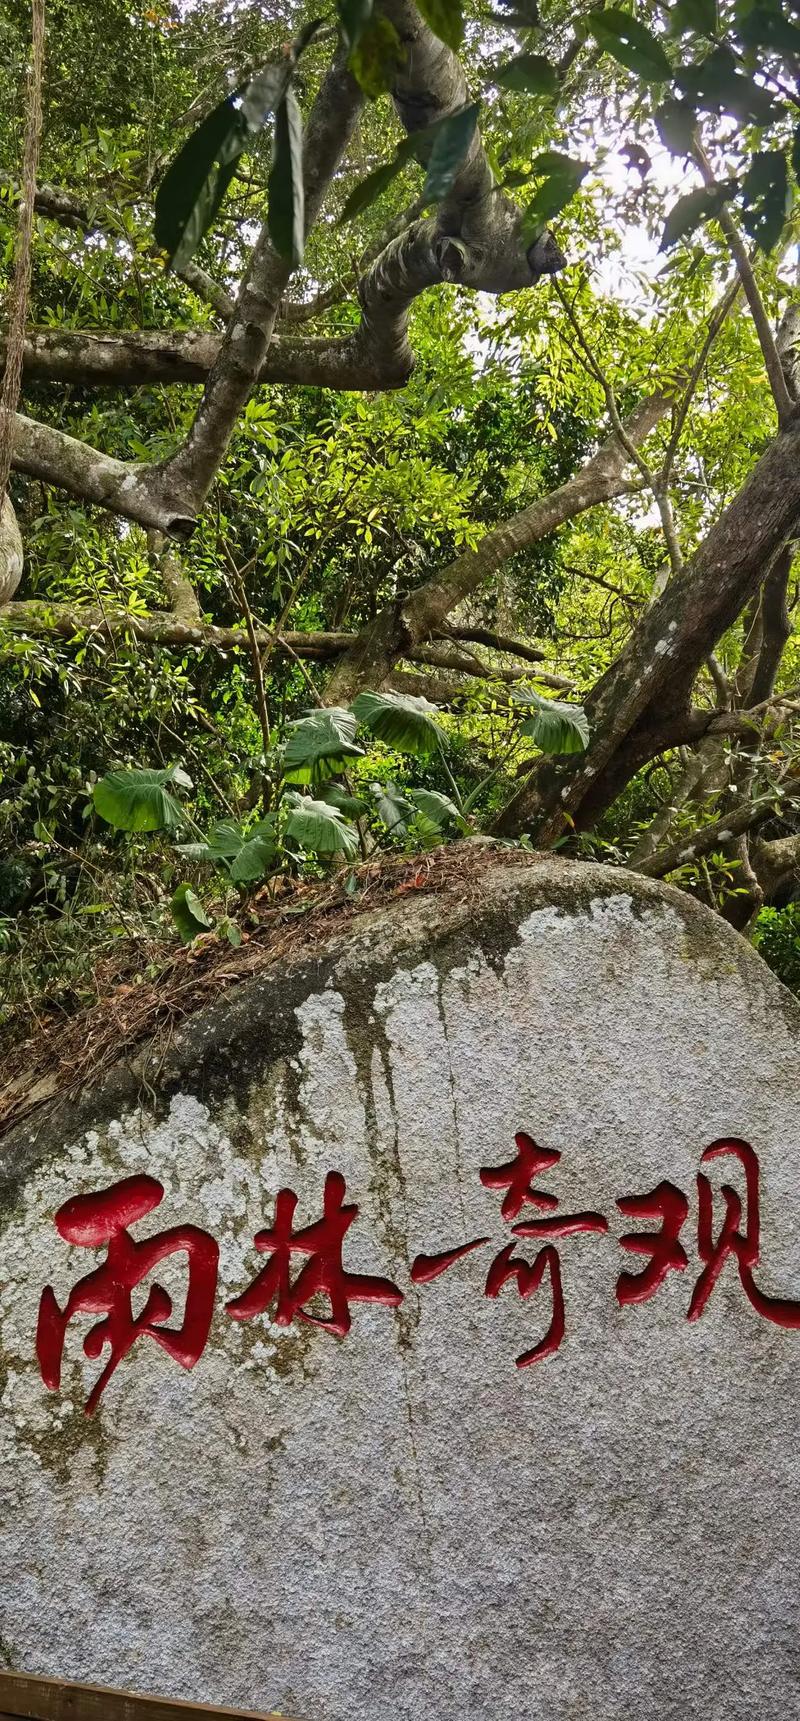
[3, 0, 800, 1063]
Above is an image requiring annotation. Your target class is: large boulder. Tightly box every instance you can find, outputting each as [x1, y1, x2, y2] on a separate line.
[1, 854, 798, 1721]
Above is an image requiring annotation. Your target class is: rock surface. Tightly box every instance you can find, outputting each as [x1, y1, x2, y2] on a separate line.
[1, 857, 798, 1721]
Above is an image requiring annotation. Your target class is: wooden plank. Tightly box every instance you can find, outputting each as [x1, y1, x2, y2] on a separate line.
[0, 1674, 299, 1721]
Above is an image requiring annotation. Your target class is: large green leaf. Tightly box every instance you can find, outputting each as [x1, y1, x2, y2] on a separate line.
[588, 9, 671, 80]
[283, 708, 364, 783]
[421, 103, 480, 205]
[491, 53, 559, 95]
[522, 152, 589, 236]
[93, 765, 192, 832]
[268, 87, 305, 266]
[370, 780, 413, 834]
[408, 788, 466, 831]
[154, 96, 248, 270]
[738, 5, 800, 57]
[171, 883, 214, 943]
[660, 179, 737, 248]
[669, 0, 717, 35]
[741, 151, 789, 254]
[512, 689, 590, 755]
[353, 690, 444, 756]
[677, 46, 781, 125]
[655, 96, 697, 155]
[416, 0, 464, 51]
[337, 0, 374, 51]
[229, 831, 279, 884]
[317, 782, 370, 817]
[348, 14, 405, 96]
[285, 797, 360, 858]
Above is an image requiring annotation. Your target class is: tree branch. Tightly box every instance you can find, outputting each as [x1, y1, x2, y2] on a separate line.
[693, 141, 795, 428]
[323, 387, 668, 703]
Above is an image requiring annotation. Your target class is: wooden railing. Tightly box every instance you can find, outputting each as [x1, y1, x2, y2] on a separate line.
[0, 1673, 298, 1721]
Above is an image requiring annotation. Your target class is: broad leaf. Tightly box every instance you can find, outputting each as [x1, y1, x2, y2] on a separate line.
[491, 53, 559, 95]
[512, 689, 590, 754]
[283, 708, 364, 782]
[268, 87, 304, 266]
[285, 797, 360, 858]
[669, 0, 717, 35]
[317, 782, 370, 817]
[677, 47, 781, 125]
[655, 97, 697, 155]
[738, 5, 800, 56]
[93, 765, 191, 832]
[794, 122, 800, 191]
[522, 152, 589, 235]
[421, 103, 480, 205]
[660, 179, 737, 248]
[240, 64, 292, 131]
[176, 817, 277, 881]
[339, 157, 406, 222]
[349, 15, 405, 97]
[408, 788, 466, 830]
[589, 9, 671, 80]
[416, 0, 464, 51]
[337, 0, 373, 51]
[353, 689, 444, 756]
[171, 882, 214, 943]
[371, 781, 413, 834]
[229, 831, 278, 884]
[154, 96, 248, 270]
[741, 151, 789, 254]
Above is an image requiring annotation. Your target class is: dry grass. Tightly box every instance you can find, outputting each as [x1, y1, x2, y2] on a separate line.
[0, 843, 531, 1140]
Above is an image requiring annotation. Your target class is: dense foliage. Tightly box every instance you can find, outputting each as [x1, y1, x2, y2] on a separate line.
[2, 0, 800, 1043]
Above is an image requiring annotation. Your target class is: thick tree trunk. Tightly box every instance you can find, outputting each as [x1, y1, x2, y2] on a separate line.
[0, 495, 23, 604]
[493, 415, 800, 842]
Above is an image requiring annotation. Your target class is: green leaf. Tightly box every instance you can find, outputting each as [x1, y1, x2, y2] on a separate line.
[370, 780, 412, 834]
[741, 150, 789, 253]
[154, 96, 248, 270]
[317, 782, 370, 817]
[588, 9, 671, 80]
[522, 152, 589, 235]
[660, 179, 738, 248]
[416, 0, 464, 51]
[738, 5, 800, 57]
[337, 0, 373, 50]
[677, 46, 781, 124]
[491, 52, 559, 95]
[794, 121, 800, 190]
[421, 103, 480, 204]
[353, 689, 445, 756]
[669, 0, 717, 35]
[239, 64, 292, 131]
[93, 765, 191, 832]
[655, 96, 697, 154]
[171, 883, 214, 943]
[408, 788, 466, 830]
[285, 797, 360, 858]
[512, 689, 590, 754]
[268, 87, 305, 266]
[283, 708, 364, 782]
[229, 831, 278, 884]
[349, 15, 405, 97]
[339, 156, 407, 222]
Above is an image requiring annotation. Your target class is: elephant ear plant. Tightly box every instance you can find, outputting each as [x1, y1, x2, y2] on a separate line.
[91, 688, 589, 944]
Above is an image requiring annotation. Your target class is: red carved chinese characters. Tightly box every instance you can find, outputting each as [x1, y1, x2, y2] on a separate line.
[36, 1174, 219, 1416]
[226, 1170, 403, 1336]
[410, 1131, 609, 1367]
[615, 1181, 689, 1306]
[687, 1138, 800, 1328]
[34, 1134, 800, 1410]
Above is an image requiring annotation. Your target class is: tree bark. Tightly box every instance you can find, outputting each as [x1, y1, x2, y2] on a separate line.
[493, 415, 800, 842]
